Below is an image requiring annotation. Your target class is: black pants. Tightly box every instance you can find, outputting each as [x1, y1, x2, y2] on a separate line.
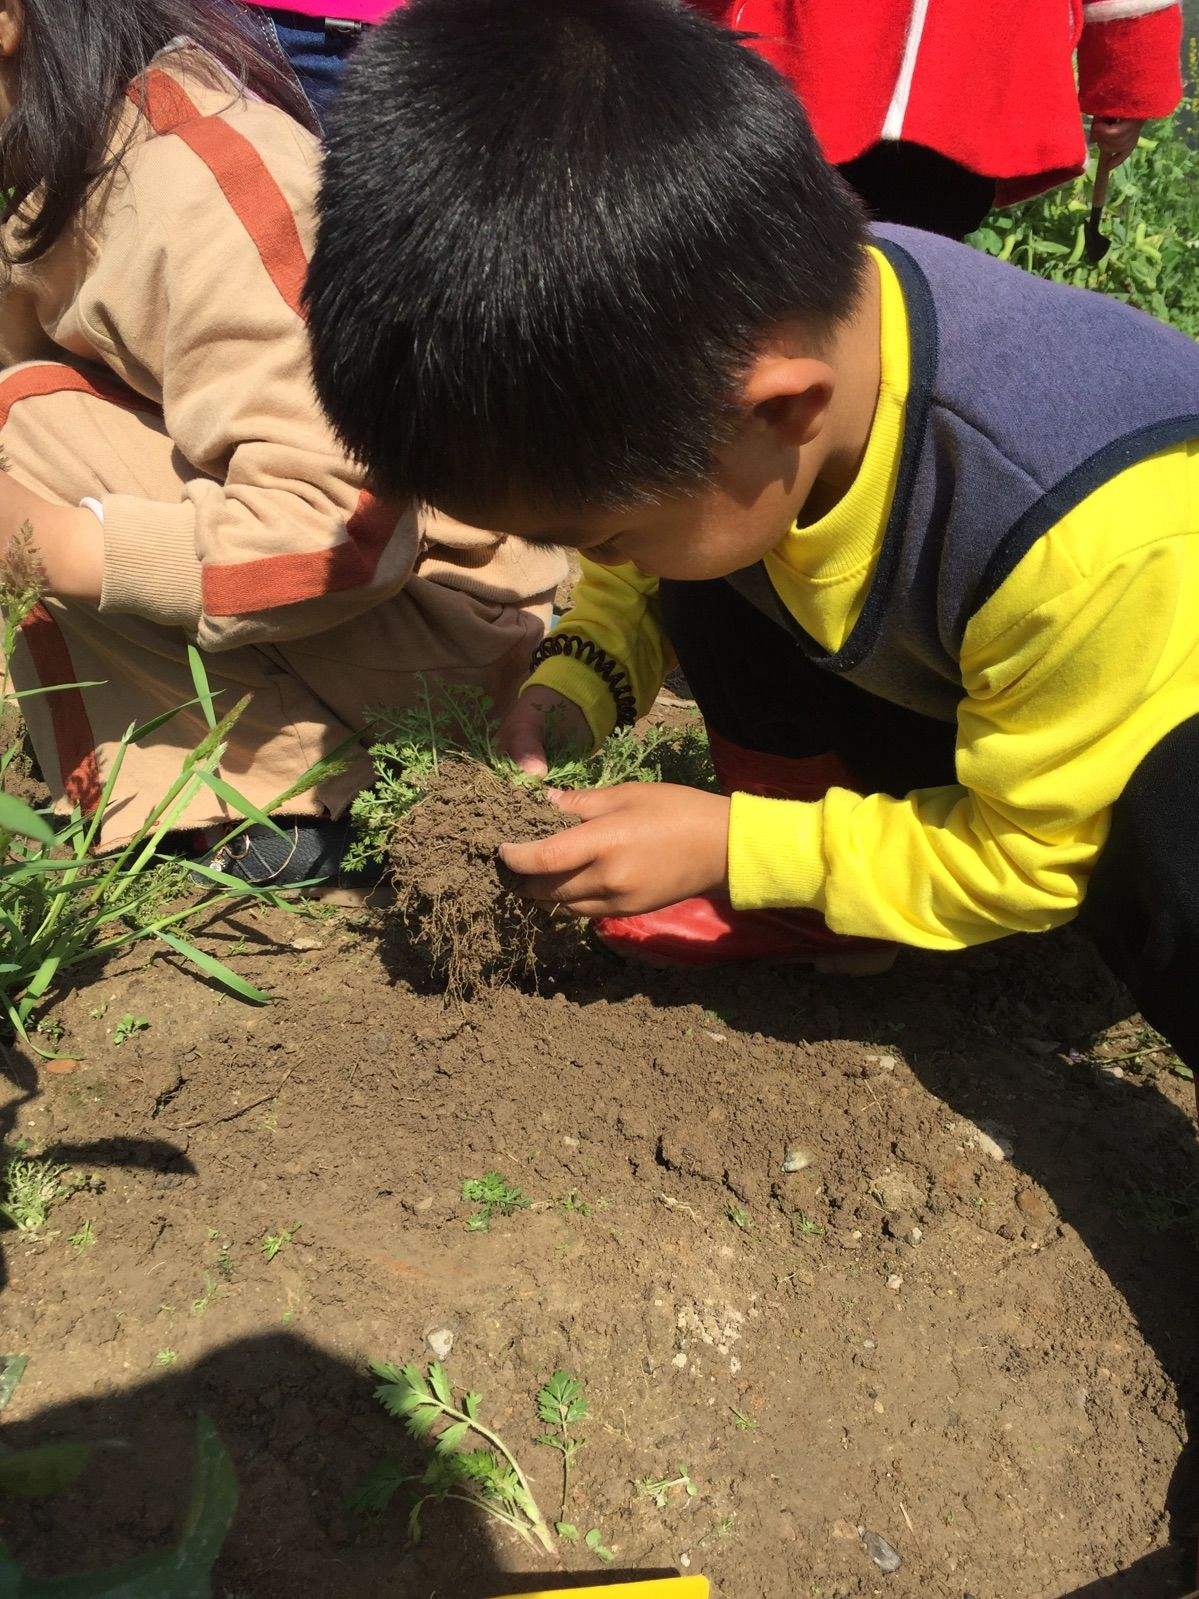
[661, 576, 1199, 1069]
[837, 141, 996, 242]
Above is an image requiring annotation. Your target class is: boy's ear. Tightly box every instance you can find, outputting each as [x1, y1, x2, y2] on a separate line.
[741, 352, 834, 447]
[0, 2, 22, 59]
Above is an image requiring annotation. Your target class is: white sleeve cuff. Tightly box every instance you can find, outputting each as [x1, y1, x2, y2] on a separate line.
[80, 497, 105, 525]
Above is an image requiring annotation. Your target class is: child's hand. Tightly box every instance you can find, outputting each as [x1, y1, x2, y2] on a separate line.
[0, 477, 103, 603]
[500, 783, 731, 917]
[1091, 116, 1144, 168]
[499, 686, 591, 776]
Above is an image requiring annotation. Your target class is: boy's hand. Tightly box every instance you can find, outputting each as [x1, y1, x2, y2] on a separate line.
[499, 685, 591, 776]
[500, 783, 730, 917]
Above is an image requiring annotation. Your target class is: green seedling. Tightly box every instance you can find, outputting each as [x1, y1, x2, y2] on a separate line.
[261, 1221, 301, 1261]
[795, 1210, 825, 1237]
[156, 1348, 179, 1367]
[586, 1528, 615, 1563]
[217, 1247, 235, 1280]
[727, 1205, 751, 1232]
[558, 1189, 592, 1217]
[191, 1273, 219, 1316]
[536, 1370, 589, 1524]
[1, 1155, 67, 1231]
[112, 1012, 149, 1046]
[729, 1406, 757, 1432]
[351, 1361, 554, 1552]
[35, 1018, 64, 1045]
[637, 1467, 698, 1511]
[462, 1171, 529, 1232]
[67, 1220, 95, 1253]
[88, 1002, 108, 1020]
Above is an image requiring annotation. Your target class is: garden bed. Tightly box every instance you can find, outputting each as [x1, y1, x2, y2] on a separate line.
[1, 831, 1197, 1596]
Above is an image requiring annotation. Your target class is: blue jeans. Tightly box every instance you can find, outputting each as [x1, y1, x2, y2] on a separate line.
[247, 9, 365, 134]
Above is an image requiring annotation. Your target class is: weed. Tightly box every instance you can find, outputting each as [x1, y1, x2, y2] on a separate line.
[1116, 1179, 1199, 1236]
[67, 1220, 95, 1253]
[795, 1210, 825, 1238]
[637, 1466, 698, 1510]
[536, 1370, 589, 1524]
[35, 1017, 64, 1045]
[729, 1406, 757, 1432]
[1, 588, 354, 1050]
[344, 683, 715, 869]
[727, 1205, 752, 1232]
[155, 1348, 179, 1367]
[261, 1222, 301, 1261]
[1, 1155, 67, 1231]
[191, 1273, 219, 1316]
[585, 1528, 615, 1563]
[462, 1171, 530, 1232]
[352, 1361, 553, 1551]
[558, 1189, 592, 1217]
[88, 1002, 107, 1020]
[216, 1247, 235, 1280]
[112, 1012, 149, 1046]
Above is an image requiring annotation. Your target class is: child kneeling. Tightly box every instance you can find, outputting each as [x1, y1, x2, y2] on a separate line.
[0, 0, 562, 889]
[306, 0, 1199, 1073]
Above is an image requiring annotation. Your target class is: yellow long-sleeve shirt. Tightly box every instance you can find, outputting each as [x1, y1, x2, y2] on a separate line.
[527, 250, 1199, 950]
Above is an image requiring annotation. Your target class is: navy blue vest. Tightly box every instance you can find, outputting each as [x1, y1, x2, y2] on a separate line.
[727, 224, 1199, 720]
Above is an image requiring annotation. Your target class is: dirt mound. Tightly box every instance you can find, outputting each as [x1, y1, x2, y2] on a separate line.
[0, 705, 49, 810]
[389, 759, 583, 999]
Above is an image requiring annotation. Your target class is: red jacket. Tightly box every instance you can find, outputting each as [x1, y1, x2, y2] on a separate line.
[695, 0, 1183, 201]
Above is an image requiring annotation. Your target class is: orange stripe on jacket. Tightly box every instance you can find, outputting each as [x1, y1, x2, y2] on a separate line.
[201, 491, 398, 616]
[132, 71, 309, 318]
[126, 73, 396, 615]
[1, 363, 157, 814]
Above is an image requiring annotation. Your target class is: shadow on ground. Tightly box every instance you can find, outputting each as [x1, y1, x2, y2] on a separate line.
[0, 1329, 680, 1598]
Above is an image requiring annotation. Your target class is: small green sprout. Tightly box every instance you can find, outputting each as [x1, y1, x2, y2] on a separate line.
[261, 1222, 301, 1261]
[461, 1172, 529, 1232]
[586, 1528, 615, 1563]
[68, 1220, 96, 1253]
[727, 1205, 751, 1232]
[155, 1348, 178, 1367]
[637, 1467, 698, 1510]
[112, 1013, 149, 1046]
[729, 1406, 757, 1432]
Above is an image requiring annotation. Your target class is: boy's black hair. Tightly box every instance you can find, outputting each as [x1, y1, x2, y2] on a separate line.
[307, 0, 866, 513]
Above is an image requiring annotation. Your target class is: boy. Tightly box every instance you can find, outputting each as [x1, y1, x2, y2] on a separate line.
[307, 0, 1199, 1069]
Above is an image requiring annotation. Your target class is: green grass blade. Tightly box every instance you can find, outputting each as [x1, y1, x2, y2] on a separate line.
[194, 770, 289, 842]
[186, 645, 217, 731]
[153, 927, 270, 1003]
[0, 793, 55, 845]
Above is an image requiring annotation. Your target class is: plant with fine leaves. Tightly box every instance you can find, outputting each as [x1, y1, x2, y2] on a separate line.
[350, 1361, 553, 1552]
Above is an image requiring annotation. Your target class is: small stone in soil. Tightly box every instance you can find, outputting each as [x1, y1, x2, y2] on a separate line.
[885, 1273, 904, 1291]
[782, 1146, 813, 1173]
[426, 1327, 454, 1361]
[861, 1530, 902, 1573]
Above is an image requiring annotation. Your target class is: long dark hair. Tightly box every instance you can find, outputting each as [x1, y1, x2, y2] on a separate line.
[0, 0, 316, 264]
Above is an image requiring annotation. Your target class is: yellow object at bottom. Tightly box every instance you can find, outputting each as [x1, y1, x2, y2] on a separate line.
[494, 1581, 708, 1599]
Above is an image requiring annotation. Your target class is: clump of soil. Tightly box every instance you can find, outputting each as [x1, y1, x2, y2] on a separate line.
[389, 758, 582, 999]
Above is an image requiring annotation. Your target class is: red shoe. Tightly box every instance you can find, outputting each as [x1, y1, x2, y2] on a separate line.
[596, 893, 896, 972]
[594, 730, 896, 974]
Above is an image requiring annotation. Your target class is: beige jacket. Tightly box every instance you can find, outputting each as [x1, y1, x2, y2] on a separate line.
[0, 45, 563, 652]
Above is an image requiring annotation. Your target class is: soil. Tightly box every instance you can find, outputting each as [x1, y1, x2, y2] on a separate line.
[389, 760, 582, 1000]
[2, 722, 1198, 1599]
